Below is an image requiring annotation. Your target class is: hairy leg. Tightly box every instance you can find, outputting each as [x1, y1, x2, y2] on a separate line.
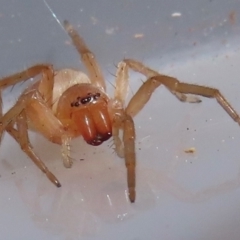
[1, 84, 74, 171]
[124, 58, 201, 108]
[154, 75, 240, 124]
[111, 110, 136, 202]
[0, 64, 54, 110]
[63, 20, 106, 91]
[127, 74, 240, 124]
[112, 59, 240, 202]
[0, 64, 53, 89]
[111, 63, 137, 202]
[6, 112, 61, 187]
[123, 114, 136, 203]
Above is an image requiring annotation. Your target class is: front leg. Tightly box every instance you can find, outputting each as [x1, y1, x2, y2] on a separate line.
[123, 114, 136, 203]
[123, 59, 201, 111]
[111, 109, 136, 203]
[156, 75, 240, 124]
[1, 87, 75, 186]
[113, 60, 201, 118]
[0, 64, 53, 90]
[111, 63, 137, 202]
[0, 64, 55, 112]
[127, 74, 240, 125]
[6, 112, 61, 187]
[63, 20, 106, 91]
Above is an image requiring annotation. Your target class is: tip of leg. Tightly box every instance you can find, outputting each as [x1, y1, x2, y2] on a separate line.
[47, 172, 61, 188]
[129, 190, 136, 203]
[63, 20, 69, 26]
[63, 20, 72, 31]
[53, 179, 61, 188]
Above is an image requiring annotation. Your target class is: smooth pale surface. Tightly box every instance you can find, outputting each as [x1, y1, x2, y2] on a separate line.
[0, 0, 240, 240]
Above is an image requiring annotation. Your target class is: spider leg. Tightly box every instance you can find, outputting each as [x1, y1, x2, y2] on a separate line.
[111, 62, 136, 202]
[0, 65, 54, 145]
[123, 59, 201, 110]
[111, 62, 129, 158]
[0, 64, 55, 111]
[0, 64, 75, 168]
[111, 111, 136, 202]
[154, 75, 240, 124]
[63, 20, 106, 91]
[123, 114, 136, 203]
[0, 89, 3, 142]
[0, 64, 53, 89]
[0, 89, 2, 118]
[112, 59, 240, 202]
[6, 112, 61, 187]
[0, 85, 74, 182]
[127, 74, 240, 125]
[0, 90, 37, 130]
[112, 121, 124, 158]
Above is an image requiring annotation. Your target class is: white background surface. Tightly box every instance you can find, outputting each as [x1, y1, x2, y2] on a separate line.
[0, 0, 240, 239]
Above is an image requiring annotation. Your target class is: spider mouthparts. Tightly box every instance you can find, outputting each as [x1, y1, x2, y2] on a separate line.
[87, 132, 112, 146]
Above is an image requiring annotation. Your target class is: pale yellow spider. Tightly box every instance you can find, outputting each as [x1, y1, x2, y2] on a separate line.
[0, 20, 239, 203]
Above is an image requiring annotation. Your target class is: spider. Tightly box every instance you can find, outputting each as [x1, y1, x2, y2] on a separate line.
[0, 20, 240, 203]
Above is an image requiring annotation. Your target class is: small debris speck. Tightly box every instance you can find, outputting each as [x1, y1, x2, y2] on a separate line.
[171, 12, 182, 17]
[91, 16, 98, 25]
[184, 147, 196, 153]
[134, 33, 144, 39]
[105, 27, 117, 35]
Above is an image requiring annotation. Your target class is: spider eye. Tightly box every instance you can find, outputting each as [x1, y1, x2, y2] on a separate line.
[70, 101, 81, 107]
[81, 96, 92, 104]
[71, 92, 102, 107]
[94, 92, 101, 100]
[74, 101, 80, 107]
